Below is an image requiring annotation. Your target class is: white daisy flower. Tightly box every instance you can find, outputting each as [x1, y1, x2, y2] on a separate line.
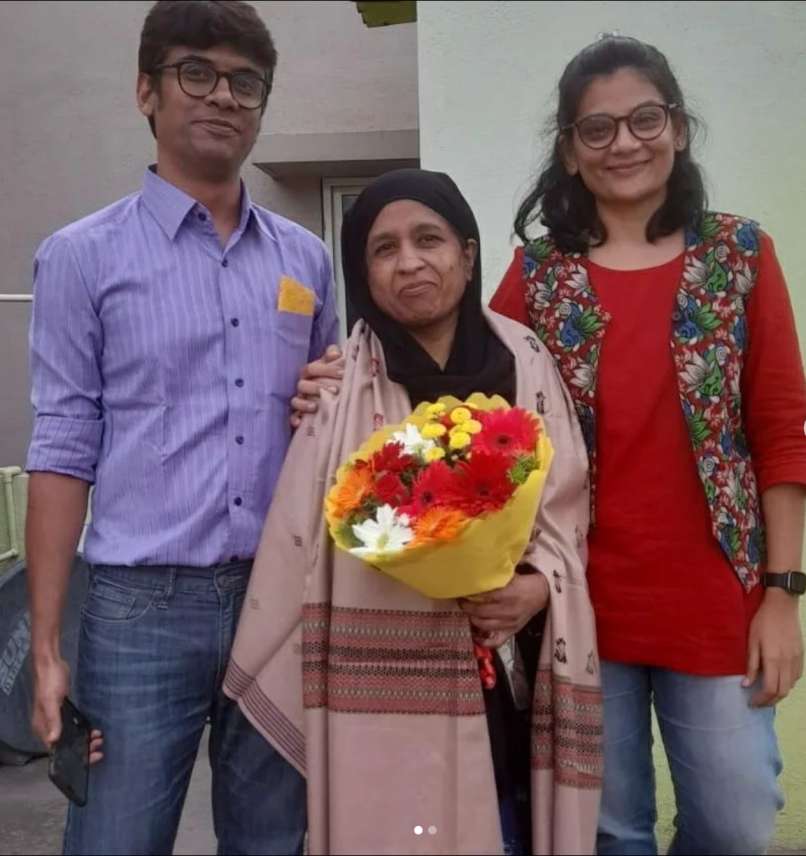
[391, 423, 436, 458]
[350, 505, 413, 557]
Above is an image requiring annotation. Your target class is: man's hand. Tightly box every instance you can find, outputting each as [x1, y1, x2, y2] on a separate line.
[32, 656, 70, 747]
[458, 571, 550, 649]
[744, 588, 804, 707]
[32, 657, 105, 763]
[290, 345, 345, 429]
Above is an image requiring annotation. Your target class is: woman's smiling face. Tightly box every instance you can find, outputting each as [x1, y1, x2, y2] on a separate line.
[563, 67, 686, 210]
[365, 199, 477, 332]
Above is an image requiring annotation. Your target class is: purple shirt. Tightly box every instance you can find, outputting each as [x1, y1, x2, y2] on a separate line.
[27, 168, 338, 566]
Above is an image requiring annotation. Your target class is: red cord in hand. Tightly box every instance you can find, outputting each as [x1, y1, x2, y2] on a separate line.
[473, 642, 497, 690]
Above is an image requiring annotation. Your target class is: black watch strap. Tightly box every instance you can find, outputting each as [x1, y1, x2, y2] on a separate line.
[762, 571, 806, 596]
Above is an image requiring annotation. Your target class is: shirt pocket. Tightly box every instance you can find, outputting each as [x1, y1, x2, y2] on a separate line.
[274, 309, 314, 349]
[269, 310, 315, 400]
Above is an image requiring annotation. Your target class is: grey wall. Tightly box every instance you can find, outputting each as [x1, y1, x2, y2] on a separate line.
[0, 0, 417, 466]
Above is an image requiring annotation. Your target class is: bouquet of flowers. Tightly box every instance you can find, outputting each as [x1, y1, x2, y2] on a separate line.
[325, 394, 554, 685]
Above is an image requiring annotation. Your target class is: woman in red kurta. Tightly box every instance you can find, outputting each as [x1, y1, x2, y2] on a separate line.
[490, 35, 806, 856]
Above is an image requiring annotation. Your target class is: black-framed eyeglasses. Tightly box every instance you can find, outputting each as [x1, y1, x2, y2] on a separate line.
[563, 103, 678, 150]
[154, 60, 269, 110]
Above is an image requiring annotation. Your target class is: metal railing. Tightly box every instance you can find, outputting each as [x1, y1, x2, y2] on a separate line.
[0, 467, 22, 563]
[0, 295, 32, 303]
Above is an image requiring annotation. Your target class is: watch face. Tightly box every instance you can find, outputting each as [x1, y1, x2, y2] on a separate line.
[792, 573, 806, 595]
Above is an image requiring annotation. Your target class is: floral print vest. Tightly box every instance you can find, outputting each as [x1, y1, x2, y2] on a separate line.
[522, 212, 763, 590]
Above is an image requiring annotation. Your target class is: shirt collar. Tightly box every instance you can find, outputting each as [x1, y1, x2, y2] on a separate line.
[141, 166, 259, 242]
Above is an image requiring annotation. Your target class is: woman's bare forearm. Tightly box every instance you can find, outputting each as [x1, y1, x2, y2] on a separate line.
[762, 483, 806, 575]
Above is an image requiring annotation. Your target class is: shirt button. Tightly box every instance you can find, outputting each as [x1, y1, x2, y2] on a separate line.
[235, 378, 244, 388]
[234, 497, 243, 507]
[231, 318, 240, 327]
[197, 212, 206, 221]
[222, 258, 229, 268]
[235, 435, 244, 445]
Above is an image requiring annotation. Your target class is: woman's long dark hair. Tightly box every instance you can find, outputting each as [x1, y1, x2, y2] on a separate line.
[514, 36, 707, 253]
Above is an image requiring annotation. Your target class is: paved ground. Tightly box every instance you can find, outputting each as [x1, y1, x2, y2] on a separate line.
[1, 736, 804, 855]
[0, 738, 216, 855]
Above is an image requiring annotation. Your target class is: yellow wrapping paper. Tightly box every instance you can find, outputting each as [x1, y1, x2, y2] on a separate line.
[325, 393, 554, 599]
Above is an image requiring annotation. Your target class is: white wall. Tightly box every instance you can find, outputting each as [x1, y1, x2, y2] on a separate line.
[418, 5, 806, 847]
[417, 0, 806, 328]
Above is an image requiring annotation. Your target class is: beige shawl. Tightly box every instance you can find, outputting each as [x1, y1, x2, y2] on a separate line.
[224, 309, 602, 854]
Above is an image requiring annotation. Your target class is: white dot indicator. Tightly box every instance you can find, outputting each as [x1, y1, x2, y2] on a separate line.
[428, 825, 438, 835]
[414, 825, 423, 836]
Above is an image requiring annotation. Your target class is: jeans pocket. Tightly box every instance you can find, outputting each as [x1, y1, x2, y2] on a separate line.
[82, 576, 153, 623]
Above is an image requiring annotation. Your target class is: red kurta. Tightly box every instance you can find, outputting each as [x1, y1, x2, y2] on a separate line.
[492, 233, 806, 674]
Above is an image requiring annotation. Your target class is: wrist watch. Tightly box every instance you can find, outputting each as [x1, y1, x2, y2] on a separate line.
[762, 571, 806, 596]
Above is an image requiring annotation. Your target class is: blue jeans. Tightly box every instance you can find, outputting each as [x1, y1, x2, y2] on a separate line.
[597, 661, 783, 856]
[63, 562, 306, 856]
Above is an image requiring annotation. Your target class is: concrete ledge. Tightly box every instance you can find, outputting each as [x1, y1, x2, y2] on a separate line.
[252, 128, 419, 178]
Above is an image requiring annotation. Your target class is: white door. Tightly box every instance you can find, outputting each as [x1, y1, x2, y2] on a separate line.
[322, 178, 370, 341]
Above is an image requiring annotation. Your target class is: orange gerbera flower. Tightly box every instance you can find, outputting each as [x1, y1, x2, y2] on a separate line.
[327, 461, 374, 518]
[410, 506, 468, 548]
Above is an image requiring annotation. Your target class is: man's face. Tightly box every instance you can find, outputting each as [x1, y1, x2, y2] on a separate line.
[137, 44, 266, 178]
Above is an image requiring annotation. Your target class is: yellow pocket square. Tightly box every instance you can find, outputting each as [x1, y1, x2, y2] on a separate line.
[277, 276, 315, 316]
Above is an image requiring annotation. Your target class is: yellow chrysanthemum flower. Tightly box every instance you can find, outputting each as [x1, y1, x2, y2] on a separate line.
[449, 431, 471, 450]
[424, 447, 446, 462]
[461, 419, 482, 435]
[426, 402, 447, 417]
[450, 407, 472, 424]
[422, 422, 448, 439]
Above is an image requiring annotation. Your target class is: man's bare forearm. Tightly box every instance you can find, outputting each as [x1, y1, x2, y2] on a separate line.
[26, 472, 90, 664]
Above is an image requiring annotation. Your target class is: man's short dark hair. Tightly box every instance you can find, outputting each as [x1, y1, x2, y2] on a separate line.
[139, 0, 278, 135]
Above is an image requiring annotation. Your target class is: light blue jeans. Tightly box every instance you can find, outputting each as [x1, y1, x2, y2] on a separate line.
[597, 661, 783, 856]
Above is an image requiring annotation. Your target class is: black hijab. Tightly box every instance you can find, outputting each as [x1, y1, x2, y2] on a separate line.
[341, 168, 515, 407]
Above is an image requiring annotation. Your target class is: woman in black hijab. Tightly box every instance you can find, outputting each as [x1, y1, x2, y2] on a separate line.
[341, 168, 516, 408]
[341, 169, 559, 854]
[228, 169, 600, 855]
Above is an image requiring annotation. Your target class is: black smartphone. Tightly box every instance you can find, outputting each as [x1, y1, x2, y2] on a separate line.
[47, 697, 91, 807]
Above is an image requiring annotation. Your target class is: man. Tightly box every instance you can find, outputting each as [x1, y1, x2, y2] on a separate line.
[27, 2, 337, 853]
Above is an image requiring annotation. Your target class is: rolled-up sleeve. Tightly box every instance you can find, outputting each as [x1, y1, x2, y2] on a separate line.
[308, 242, 340, 360]
[26, 234, 103, 483]
[742, 232, 806, 492]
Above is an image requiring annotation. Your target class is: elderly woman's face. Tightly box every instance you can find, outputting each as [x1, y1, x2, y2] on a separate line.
[365, 200, 477, 332]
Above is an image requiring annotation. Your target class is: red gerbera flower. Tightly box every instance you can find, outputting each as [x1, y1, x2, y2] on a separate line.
[371, 442, 416, 476]
[373, 472, 410, 507]
[472, 408, 538, 458]
[450, 451, 515, 515]
[399, 461, 457, 517]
